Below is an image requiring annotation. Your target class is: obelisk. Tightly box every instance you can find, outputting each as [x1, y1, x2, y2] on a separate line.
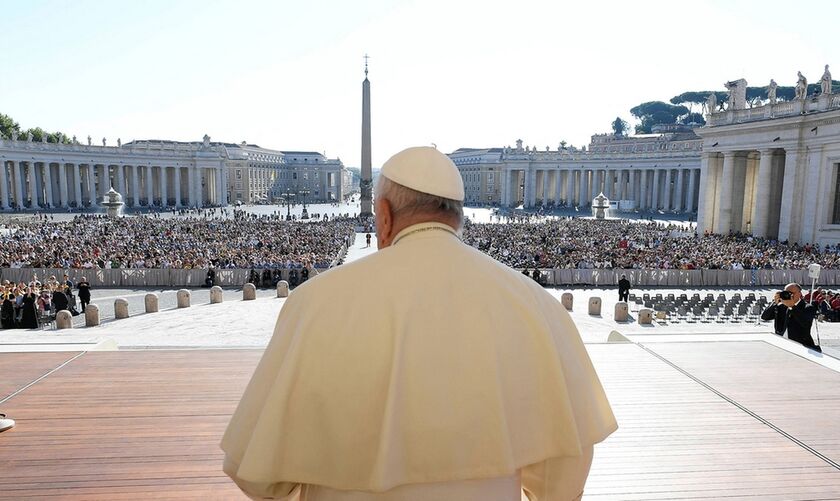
[359, 55, 373, 217]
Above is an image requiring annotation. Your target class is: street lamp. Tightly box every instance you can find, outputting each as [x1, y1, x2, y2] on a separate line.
[282, 188, 295, 221]
[300, 187, 311, 219]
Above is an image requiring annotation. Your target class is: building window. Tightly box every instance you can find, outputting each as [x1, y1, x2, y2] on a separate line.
[236, 170, 242, 179]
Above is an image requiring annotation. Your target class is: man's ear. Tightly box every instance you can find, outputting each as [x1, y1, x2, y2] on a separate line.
[375, 198, 393, 249]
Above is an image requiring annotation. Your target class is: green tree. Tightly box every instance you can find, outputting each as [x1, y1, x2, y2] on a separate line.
[0, 113, 20, 140]
[680, 112, 706, 125]
[630, 101, 689, 134]
[611, 117, 629, 136]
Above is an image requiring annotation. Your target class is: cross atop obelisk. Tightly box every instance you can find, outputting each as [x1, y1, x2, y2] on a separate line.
[359, 54, 373, 217]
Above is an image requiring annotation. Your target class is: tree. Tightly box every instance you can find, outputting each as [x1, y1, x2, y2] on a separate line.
[0, 113, 20, 140]
[0, 112, 70, 143]
[629, 101, 689, 134]
[680, 112, 706, 125]
[611, 117, 629, 136]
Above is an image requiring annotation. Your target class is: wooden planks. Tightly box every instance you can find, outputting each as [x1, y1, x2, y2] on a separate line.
[584, 343, 840, 500]
[1, 344, 840, 499]
[0, 350, 262, 500]
[0, 351, 81, 401]
[643, 340, 840, 466]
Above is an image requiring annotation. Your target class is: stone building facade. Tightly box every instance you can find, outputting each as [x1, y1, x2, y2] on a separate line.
[0, 135, 348, 209]
[696, 93, 840, 245]
[451, 133, 703, 214]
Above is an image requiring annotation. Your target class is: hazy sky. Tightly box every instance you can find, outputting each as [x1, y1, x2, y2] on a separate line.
[1, 0, 837, 167]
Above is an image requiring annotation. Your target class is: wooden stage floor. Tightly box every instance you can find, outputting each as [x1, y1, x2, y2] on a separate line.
[1, 341, 839, 500]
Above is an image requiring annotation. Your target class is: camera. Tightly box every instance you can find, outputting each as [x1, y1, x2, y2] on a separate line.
[779, 290, 793, 300]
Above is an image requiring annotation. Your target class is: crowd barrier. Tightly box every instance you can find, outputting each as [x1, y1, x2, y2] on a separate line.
[0, 268, 328, 288]
[531, 268, 840, 287]
[2, 266, 835, 289]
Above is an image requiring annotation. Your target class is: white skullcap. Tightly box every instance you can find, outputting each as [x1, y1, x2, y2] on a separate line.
[380, 146, 464, 201]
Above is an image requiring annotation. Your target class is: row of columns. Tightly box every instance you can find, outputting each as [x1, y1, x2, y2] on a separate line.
[500, 167, 701, 213]
[0, 160, 225, 210]
[697, 148, 792, 240]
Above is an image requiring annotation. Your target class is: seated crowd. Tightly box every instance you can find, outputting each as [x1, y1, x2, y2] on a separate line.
[0, 275, 89, 330]
[804, 288, 840, 322]
[462, 218, 840, 270]
[0, 214, 356, 270]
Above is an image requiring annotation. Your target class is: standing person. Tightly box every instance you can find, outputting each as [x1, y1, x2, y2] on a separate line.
[222, 146, 617, 500]
[77, 278, 91, 313]
[19, 288, 38, 329]
[761, 283, 820, 352]
[1, 293, 16, 329]
[618, 274, 631, 302]
[365, 232, 372, 248]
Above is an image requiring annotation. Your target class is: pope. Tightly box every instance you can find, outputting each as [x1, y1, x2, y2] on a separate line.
[222, 146, 617, 500]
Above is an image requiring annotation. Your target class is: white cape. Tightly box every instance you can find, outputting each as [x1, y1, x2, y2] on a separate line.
[222, 223, 617, 492]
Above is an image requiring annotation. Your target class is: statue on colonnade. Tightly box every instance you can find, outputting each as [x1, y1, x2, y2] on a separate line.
[767, 79, 778, 104]
[821, 65, 832, 95]
[102, 137, 106, 147]
[87, 135, 92, 146]
[705, 92, 717, 115]
[795, 71, 808, 100]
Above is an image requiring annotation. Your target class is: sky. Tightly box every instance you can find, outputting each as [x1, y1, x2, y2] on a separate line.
[0, 0, 838, 167]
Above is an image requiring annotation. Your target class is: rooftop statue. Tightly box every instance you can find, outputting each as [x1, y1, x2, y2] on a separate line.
[706, 92, 717, 114]
[821, 65, 832, 95]
[87, 135, 92, 146]
[795, 71, 808, 100]
[768, 79, 778, 105]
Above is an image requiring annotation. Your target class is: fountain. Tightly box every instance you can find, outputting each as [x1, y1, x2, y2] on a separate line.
[101, 187, 124, 217]
[592, 192, 610, 219]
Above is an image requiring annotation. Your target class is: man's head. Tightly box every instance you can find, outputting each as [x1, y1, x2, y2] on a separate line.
[784, 283, 803, 302]
[374, 147, 464, 249]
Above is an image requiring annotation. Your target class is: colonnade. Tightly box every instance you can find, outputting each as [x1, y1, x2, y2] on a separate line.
[499, 167, 701, 213]
[697, 149, 791, 240]
[0, 160, 224, 210]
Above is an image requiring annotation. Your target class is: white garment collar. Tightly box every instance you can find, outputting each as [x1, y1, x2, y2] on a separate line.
[391, 222, 459, 247]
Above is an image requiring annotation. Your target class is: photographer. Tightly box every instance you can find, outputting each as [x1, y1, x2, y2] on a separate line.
[761, 283, 821, 352]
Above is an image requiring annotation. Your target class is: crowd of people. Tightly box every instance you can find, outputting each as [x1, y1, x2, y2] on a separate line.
[804, 288, 840, 322]
[0, 213, 357, 270]
[1, 274, 90, 330]
[462, 218, 840, 270]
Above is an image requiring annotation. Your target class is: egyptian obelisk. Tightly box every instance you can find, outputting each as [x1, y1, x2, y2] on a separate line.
[359, 55, 373, 217]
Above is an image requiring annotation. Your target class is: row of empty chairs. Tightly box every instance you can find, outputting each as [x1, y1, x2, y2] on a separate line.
[627, 292, 770, 324]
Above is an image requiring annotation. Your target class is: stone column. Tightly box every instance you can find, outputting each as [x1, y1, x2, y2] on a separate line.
[777, 148, 801, 242]
[674, 169, 684, 212]
[714, 152, 737, 234]
[590, 170, 600, 201]
[131, 166, 139, 207]
[0, 161, 9, 209]
[524, 168, 535, 208]
[663, 169, 673, 211]
[160, 166, 168, 206]
[145, 165, 153, 205]
[651, 170, 661, 210]
[72, 164, 82, 208]
[187, 167, 195, 207]
[688, 169, 699, 212]
[116, 164, 125, 197]
[697, 155, 718, 233]
[750, 149, 774, 238]
[628, 170, 636, 206]
[87, 165, 98, 207]
[799, 148, 824, 244]
[217, 167, 224, 205]
[639, 170, 648, 210]
[173, 167, 181, 207]
[25, 163, 37, 208]
[57, 162, 68, 208]
[565, 169, 575, 205]
[42, 162, 53, 208]
[579, 170, 588, 207]
[12, 161, 24, 209]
